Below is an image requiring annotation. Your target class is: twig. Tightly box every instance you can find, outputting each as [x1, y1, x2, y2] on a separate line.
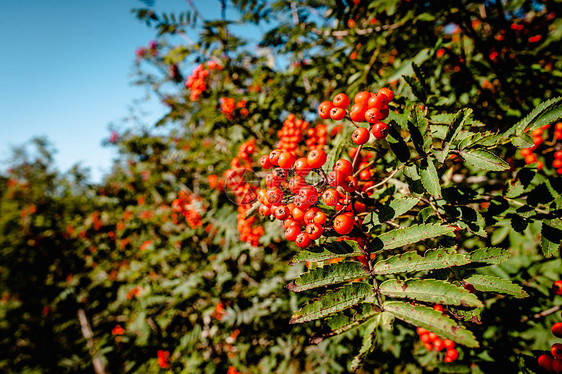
[520, 305, 561, 323]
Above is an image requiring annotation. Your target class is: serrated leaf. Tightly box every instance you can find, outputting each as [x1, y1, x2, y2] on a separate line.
[439, 108, 472, 162]
[503, 96, 562, 139]
[289, 240, 364, 265]
[312, 303, 380, 343]
[290, 282, 373, 324]
[372, 248, 470, 274]
[403, 75, 427, 103]
[380, 279, 483, 307]
[464, 274, 528, 298]
[366, 197, 419, 226]
[418, 158, 441, 196]
[458, 149, 509, 171]
[541, 219, 562, 258]
[350, 317, 378, 371]
[287, 261, 368, 292]
[511, 131, 534, 149]
[468, 247, 510, 264]
[408, 106, 431, 155]
[371, 223, 455, 252]
[458, 131, 499, 150]
[384, 301, 479, 347]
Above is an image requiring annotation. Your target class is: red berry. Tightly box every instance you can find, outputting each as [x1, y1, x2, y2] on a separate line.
[313, 211, 327, 225]
[330, 107, 346, 121]
[342, 175, 358, 192]
[295, 232, 312, 248]
[433, 338, 445, 352]
[552, 323, 562, 338]
[274, 205, 290, 220]
[444, 348, 459, 362]
[291, 206, 305, 221]
[433, 304, 445, 313]
[260, 155, 272, 169]
[322, 189, 339, 206]
[298, 185, 319, 206]
[420, 333, 431, 343]
[285, 226, 300, 241]
[364, 107, 382, 123]
[318, 101, 334, 119]
[333, 159, 353, 177]
[259, 204, 271, 216]
[303, 207, 319, 223]
[367, 93, 387, 109]
[352, 127, 370, 145]
[556, 131, 562, 140]
[266, 187, 283, 204]
[378, 87, 394, 102]
[332, 93, 350, 109]
[294, 157, 311, 177]
[349, 103, 367, 122]
[443, 339, 455, 349]
[520, 148, 533, 157]
[553, 159, 562, 169]
[553, 358, 562, 373]
[278, 151, 296, 169]
[553, 343, 562, 359]
[555, 151, 562, 160]
[334, 214, 354, 235]
[553, 281, 562, 296]
[372, 121, 389, 139]
[525, 154, 537, 164]
[307, 149, 327, 168]
[306, 222, 323, 240]
[416, 327, 427, 335]
[354, 91, 371, 105]
[538, 354, 553, 372]
[269, 149, 282, 166]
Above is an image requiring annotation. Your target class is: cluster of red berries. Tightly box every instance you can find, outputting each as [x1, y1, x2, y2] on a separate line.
[317, 88, 394, 143]
[135, 40, 158, 59]
[220, 97, 249, 120]
[275, 114, 309, 153]
[170, 190, 204, 228]
[157, 349, 170, 369]
[416, 304, 460, 363]
[222, 139, 264, 246]
[185, 61, 222, 102]
[258, 148, 370, 248]
[519, 122, 562, 173]
[305, 123, 329, 150]
[537, 281, 562, 373]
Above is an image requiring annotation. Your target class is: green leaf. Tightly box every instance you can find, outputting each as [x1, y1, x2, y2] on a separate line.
[511, 131, 534, 149]
[418, 158, 441, 197]
[350, 317, 379, 371]
[541, 219, 562, 258]
[380, 279, 483, 307]
[458, 131, 499, 150]
[371, 223, 455, 252]
[439, 109, 472, 162]
[372, 248, 470, 274]
[468, 247, 510, 265]
[290, 282, 373, 324]
[289, 240, 364, 265]
[384, 301, 479, 347]
[287, 261, 368, 292]
[311, 303, 380, 343]
[403, 75, 427, 103]
[408, 106, 431, 155]
[365, 197, 419, 226]
[458, 149, 510, 171]
[464, 275, 528, 298]
[503, 96, 562, 139]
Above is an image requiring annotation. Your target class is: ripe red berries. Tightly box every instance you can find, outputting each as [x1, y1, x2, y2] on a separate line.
[334, 214, 354, 235]
[372, 121, 389, 140]
[352, 127, 370, 145]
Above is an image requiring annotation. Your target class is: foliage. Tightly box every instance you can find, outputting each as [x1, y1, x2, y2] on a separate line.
[1, 1, 562, 373]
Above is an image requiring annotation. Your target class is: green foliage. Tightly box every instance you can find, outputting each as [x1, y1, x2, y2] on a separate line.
[1, 0, 561, 373]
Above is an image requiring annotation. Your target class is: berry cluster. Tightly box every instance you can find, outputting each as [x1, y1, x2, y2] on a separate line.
[222, 139, 264, 246]
[157, 350, 170, 369]
[305, 123, 328, 150]
[135, 40, 158, 59]
[170, 190, 204, 228]
[415, 305, 460, 363]
[220, 97, 249, 120]
[275, 114, 309, 153]
[318, 88, 394, 142]
[537, 281, 562, 373]
[519, 122, 562, 173]
[185, 61, 222, 102]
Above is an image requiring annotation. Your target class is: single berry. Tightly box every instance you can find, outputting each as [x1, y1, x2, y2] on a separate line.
[285, 226, 300, 241]
[295, 232, 312, 248]
[307, 149, 327, 168]
[538, 354, 553, 372]
[367, 93, 387, 109]
[378, 87, 394, 102]
[349, 103, 367, 122]
[354, 91, 371, 105]
[372, 121, 389, 139]
[334, 214, 354, 235]
[318, 101, 334, 119]
[332, 93, 350, 109]
[364, 107, 382, 123]
[330, 107, 346, 121]
[352, 127, 370, 145]
[552, 322, 562, 338]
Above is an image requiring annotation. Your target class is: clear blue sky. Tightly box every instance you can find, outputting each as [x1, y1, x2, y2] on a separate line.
[0, 0, 252, 182]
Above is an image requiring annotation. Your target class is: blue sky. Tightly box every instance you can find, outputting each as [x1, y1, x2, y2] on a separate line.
[0, 0, 249, 182]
